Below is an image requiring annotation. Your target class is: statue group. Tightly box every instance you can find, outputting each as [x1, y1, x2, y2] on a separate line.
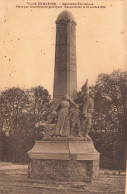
[45, 80, 94, 141]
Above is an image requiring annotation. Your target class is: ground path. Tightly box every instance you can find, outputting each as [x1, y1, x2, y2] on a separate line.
[0, 163, 125, 194]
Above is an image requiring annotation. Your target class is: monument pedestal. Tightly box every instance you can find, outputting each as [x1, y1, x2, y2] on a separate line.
[28, 138, 100, 182]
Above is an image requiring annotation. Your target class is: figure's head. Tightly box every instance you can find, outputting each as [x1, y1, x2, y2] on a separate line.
[89, 91, 94, 98]
[84, 90, 89, 97]
[63, 94, 70, 100]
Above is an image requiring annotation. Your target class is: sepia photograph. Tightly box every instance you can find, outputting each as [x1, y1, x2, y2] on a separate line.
[0, 0, 126, 193]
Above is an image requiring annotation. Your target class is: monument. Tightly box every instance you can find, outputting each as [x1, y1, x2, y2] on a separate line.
[28, 10, 100, 182]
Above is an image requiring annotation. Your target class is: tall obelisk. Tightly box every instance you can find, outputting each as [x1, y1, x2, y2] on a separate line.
[53, 10, 77, 104]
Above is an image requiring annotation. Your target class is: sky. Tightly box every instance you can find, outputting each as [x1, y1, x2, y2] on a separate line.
[0, 0, 126, 96]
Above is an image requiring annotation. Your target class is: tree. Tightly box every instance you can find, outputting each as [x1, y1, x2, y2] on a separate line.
[91, 70, 127, 169]
[26, 86, 51, 126]
[0, 87, 28, 162]
[0, 86, 51, 163]
[17, 86, 51, 162]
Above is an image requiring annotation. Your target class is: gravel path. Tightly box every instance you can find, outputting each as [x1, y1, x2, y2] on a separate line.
[0, 163, 125, 194]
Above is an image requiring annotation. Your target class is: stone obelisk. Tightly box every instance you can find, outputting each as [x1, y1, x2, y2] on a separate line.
[53, 10, 77, 104]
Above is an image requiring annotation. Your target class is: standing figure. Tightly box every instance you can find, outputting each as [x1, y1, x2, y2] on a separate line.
[81, 91, 94, 140]
[55, 95, 70, 137]
[69, 100, 82, 137]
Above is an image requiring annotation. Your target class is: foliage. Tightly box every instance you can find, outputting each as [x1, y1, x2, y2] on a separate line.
[0, 86, 51, 163]
[90, 70, 127, 169]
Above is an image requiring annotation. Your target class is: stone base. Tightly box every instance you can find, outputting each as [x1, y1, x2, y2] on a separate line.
[28, 159, 99, 181]
[28, 138, 100, 182]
